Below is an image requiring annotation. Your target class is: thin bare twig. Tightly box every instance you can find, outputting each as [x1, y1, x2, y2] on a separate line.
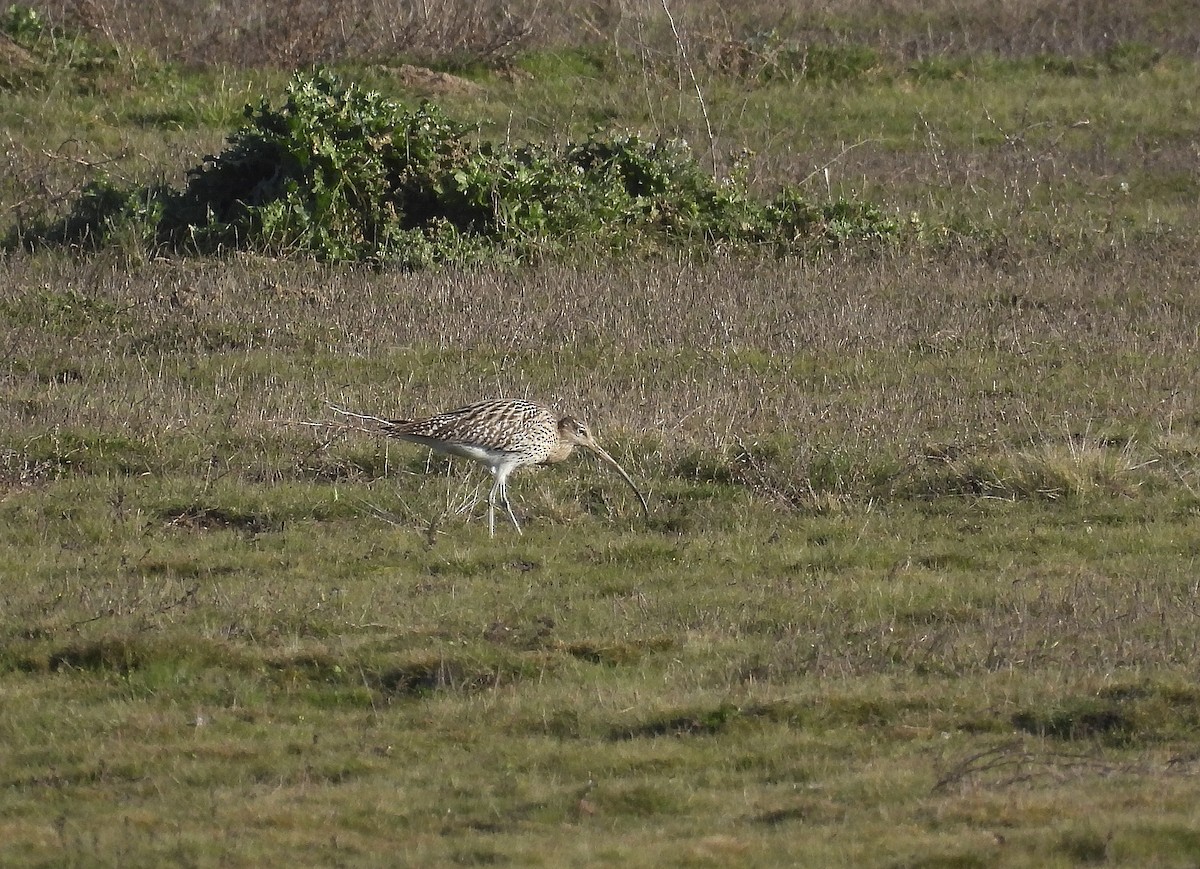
[660, 0, 716, 172]
[798, 138, 879, 189]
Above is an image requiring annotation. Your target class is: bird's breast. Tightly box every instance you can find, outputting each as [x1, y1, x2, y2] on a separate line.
[542, 442, 576, 465]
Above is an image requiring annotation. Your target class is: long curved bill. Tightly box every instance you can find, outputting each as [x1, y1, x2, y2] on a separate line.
[585, 442, 651, 519]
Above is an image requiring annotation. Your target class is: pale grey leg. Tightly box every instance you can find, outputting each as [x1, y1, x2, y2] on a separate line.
[487, 475, 499, 537]
[493, 466, 522, 534]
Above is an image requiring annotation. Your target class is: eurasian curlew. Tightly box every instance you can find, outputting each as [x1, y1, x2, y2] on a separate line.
[332, 399, 649, 536]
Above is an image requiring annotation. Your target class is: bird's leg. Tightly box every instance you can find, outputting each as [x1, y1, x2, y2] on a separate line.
[491, 466, 522, 535]
[487, 475, 499, 538]
[498, 477, 522, 534]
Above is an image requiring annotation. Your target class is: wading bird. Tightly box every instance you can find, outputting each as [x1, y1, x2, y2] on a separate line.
[332, 399, 649, 536]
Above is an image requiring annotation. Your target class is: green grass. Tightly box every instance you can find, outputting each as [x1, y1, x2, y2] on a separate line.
[2, 250, 1199, 866]
[4, 2, 1200, 865]
[2, 487, 1199, 865]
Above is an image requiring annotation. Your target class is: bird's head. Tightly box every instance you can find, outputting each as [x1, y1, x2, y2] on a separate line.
[557, 416, 597, 449]
[556, 415, 650, 518]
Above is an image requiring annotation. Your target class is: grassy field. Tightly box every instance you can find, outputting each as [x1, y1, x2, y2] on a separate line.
[3, 2, 1200, 866]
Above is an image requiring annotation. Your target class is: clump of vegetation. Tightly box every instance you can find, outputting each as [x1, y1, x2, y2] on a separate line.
[14, 69, 904, 266]
[714, 34, 882, 83]
[1, 3, 118, 87]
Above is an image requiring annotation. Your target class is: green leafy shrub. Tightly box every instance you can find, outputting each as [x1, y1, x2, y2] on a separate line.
[16, 69, 907, 265]
[2, 3, 118, 82]
[38, 179, 170, 250]
[3, 4, 42, 46]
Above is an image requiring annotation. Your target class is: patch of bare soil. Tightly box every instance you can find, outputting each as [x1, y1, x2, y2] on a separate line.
[375, 63, 483, 97]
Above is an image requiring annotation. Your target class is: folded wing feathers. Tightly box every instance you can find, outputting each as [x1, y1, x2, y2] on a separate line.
[382, 399, 556, 455]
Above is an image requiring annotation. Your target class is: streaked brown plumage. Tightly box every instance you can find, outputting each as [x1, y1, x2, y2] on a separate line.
[332, 398, 649, 536]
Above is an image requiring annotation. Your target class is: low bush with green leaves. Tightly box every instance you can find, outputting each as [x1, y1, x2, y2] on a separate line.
[2, 3, 118, 83]
[13, 69, 904, 265]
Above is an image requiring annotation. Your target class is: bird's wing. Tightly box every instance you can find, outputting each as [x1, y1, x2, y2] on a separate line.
[389, 400, 554, 453]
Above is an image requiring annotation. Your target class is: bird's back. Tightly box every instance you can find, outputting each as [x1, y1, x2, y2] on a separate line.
[383, 399, 560, 464]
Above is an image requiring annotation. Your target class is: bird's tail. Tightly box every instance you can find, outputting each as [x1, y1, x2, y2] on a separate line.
[329, 405, 410, 434]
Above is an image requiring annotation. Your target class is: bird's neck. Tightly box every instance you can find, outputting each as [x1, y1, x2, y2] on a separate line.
[544, 441, 576, 464]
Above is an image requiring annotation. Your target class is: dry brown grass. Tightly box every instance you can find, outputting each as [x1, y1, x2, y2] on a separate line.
[2, 242, 1197, 503]
[32, 0, 541, 66]
[23, 0, 1200, 70]
[652, 0, 1200, 60]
